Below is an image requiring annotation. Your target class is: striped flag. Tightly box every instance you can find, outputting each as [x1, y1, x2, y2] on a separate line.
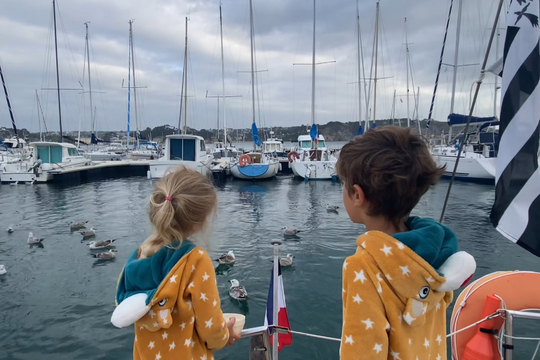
[264, 263, 292, 351]
[490, 0, 540, 257]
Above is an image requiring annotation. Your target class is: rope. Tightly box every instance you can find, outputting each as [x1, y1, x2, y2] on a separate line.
[503, 335, 540, 341]
[288, 330, 341, 342]
[446, 312, 502, 338]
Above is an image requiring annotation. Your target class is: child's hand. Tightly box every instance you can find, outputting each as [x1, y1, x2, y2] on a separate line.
[226, 317, 241, 346]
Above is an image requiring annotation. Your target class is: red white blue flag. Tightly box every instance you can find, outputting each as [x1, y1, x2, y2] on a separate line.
[264, 264, 292, 351]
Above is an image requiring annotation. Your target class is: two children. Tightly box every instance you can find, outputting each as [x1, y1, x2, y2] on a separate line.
[113, 168, 240, 360]
[337, 126, 475, 360]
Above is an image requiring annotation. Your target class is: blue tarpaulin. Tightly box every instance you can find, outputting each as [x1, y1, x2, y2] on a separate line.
[356, 125, 364, 136]
[447, 113, 496, 126]
[372, 123, 377, 129]
[310, 124, 318, 141]
[252, 123, 262, 146]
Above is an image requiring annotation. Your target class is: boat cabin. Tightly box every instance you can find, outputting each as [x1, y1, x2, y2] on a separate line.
[296, 134, 327, 150]
[1, 138, 26, 149]
[164, 134, 207, 161]
[30, 142, 79, 163]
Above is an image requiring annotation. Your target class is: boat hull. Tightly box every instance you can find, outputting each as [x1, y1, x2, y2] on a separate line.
[290, 160, 337, 180]
[433, 155, 496, 182]
[230, 162, 279, 180]
[147, 159, 212, 179]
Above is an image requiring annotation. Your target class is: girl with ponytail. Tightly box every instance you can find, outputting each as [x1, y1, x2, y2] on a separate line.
[113, 167, 240, 360]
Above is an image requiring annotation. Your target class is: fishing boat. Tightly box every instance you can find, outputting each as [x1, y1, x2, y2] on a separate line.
[230, 0, 279, 180]
[262, 131, 290, 174]
[289, 0, 337, 180]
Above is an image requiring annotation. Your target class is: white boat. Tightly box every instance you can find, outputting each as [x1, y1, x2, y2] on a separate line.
[129, 141, 160, 160]
[147, 134, 213, 179]
[1, 142, 90, 183]
[262, 132, 290, 174]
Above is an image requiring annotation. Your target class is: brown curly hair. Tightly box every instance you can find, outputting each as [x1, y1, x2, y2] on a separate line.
[336, 126, 445, 225]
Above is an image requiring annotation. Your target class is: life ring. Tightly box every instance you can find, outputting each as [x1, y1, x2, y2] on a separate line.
[238, 154, 252, 167]
[287, 151, 300, 163]
[450, 271, 540, 360]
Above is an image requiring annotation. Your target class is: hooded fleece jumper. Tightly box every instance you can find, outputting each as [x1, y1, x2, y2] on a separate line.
[340, 217, 471, 360]
[115, 241, 229, 360]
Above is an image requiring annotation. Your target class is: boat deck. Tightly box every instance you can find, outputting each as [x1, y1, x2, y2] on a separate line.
[48, 160, 150, 185]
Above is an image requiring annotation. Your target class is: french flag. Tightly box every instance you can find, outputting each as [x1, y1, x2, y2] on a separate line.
[264, 264, 292, 351]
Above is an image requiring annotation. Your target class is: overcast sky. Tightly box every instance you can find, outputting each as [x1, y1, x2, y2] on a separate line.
[0, 0, 505, 134]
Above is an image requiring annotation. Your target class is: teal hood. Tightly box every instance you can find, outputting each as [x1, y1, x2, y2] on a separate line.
[116, 241, 195, 306]
[393, 217, 458, 269]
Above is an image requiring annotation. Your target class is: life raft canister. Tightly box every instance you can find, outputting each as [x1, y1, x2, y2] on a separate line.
[239, 154, 252, 167]
[462, 294, 501, 360]
[287, 151, 300, 163]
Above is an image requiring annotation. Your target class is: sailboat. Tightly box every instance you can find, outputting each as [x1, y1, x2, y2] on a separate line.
[230, 0, 279, 180]
[430, 0, 498, 182]
[289, 0, 337, 180]
[1, 0, 88, 183]
[148, 17, 213, 179]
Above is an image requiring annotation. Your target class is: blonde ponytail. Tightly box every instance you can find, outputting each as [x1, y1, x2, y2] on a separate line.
[139, 167, 217, 258]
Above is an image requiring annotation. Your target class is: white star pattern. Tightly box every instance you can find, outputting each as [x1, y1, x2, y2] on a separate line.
[170, 275, 177, 283]
[342, 288, 346, 293]
[390, 348, 401, 360]
[380, 245, 393, 256]
[344, 335, 354, 345]
[343, 260, 348, 269]
[187, 300, 192, 309]
[198, 250, 204, 255]
[191, 265, 196, 272]
[373, 343, 382, 353]
[201, 355, 207, 360]
[184, 339, 191, 347]
[376, 272, 383, 282]
[436, 354, 441, 360]
[202, 273, 209, 281]
[148, 341, 155, 349]
[352, 294, 362, 304]
[190, 317, 195, 324]
[205, 318, 213, 328]
[403, 312, 416, 325]
[385, 321, 390, 330]
[386, 274, 393, 281]
[149, 310, 156, 318]
[398, 312, 403, 323]
[408, 338, 412, 345]
[153, 322, 159, 328]
[200, 293, 208, 301]
[188, 282, 195, 289]
[361, 318, 374, 329]
[162, 331, 168, 340]
[361, 241, 366, 248]
[426, 276, 434, 283]
[396, 241, 405, 249]
[377, 283, 383, 293]
[436, 334, 442, 344]
[436, 302, 441, 311]
[424, 338, 430, 348]
[180, 322, 186, 330]
[222, 333, 228, 340]
[155, 352, 161, 360]
[354, 270, 366, 283]
[169, 342, 175, 351]
[212, 299, 217, 307]
[400, 266, 410, 276]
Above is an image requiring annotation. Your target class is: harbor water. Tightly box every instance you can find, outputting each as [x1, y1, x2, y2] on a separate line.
[0, 176, 539, 359]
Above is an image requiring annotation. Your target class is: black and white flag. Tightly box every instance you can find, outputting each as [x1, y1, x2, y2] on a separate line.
[490, 0, 540, 257]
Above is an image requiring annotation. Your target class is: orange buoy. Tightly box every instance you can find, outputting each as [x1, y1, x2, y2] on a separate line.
[451, 271, 540, 360]
[462, 294, 501, 360]
[287, 151, 300, 163]
[238, 154, 252, 167]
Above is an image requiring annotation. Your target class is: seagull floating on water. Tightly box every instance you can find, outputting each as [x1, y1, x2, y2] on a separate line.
[80, 228, 96, 239]
[92, 249, 117, 260]
[217, 251, 235, 265]
[229, 279, 248, 301]
[280, 254, 294, 267]
[7, 224, 14, 233]
[326, 204, 339, 212]
[27, 232, 44, 244]
[282, 227, 301, 236]
[0, 265, 6, 275]
[88, 239, 116, 250]
[69, 221, 88, 230]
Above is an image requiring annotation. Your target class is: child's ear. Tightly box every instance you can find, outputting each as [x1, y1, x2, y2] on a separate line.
[352, 184, 366, 208]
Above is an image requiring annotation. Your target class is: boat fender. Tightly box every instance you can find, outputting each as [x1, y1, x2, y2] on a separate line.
[288, 151, 300, 163]
[239, 154, 252, 167]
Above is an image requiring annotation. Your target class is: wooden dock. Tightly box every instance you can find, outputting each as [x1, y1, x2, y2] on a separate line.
[49, 160, 149, 185]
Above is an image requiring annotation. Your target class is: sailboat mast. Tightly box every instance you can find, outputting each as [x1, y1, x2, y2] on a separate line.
[127, 21, 132, 148]
[391, 89, 396, 126]
[85, 22, 95, 142]
[249, 0, 256, 128]
[373, 1, 379, 124]
[405, 17, 410, 128]
[130, 20, 139, 145]
[356, 0, 362, 130]
[183, 16, 188, 134]
[0, 62, 19, 144]
[220, 3, 227, 144]
[494, 28, 500, 118]
[35, 90, 43, 141]
[416, 86, 422, 134]
[53, 0, 63, 141]
[311, 0, 316, 130]
[450, 0, 463, 114]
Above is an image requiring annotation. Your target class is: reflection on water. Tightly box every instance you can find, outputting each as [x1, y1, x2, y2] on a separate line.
[0, 177, 539, 359]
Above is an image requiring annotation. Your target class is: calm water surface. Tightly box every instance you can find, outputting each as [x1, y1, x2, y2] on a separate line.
[0, 176, 539, 360]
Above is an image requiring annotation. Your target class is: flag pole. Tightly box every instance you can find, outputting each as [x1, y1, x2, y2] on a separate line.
[271, 240, 281, 360]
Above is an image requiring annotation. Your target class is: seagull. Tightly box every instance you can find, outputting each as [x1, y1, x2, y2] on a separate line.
[282, 227, 301, 236]
[229, 279, 248, 301]
[80, 228, 96, 239]
[92, 249, 117, 260]
[217, 251, 235, 265]
[7, 224, 14, 233]
[27, 232, 44, 244]
[69, 221, 88, 230]
[0, 265, 6, 275]
[280, 254, 294, 267]
[326, 204, 339, 212]
[88, 239, 116, 250]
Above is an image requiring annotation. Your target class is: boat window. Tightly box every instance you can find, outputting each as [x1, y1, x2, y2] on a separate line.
[301, 140, 311, 149]
[265, 143, 281, 152]
[36, 146, 50, 163]
[51, 146, 63, 163]
[200, 141, 206, 152]
[68, 148, 78, 156]
[170, 139, 196, 161]
[318, 140, 326, 147]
